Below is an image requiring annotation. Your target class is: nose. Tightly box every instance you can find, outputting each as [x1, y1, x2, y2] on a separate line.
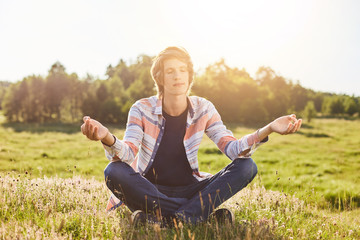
[173, 70, 180, 80]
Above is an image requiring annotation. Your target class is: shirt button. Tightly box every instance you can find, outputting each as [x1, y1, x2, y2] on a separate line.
[150, 159, 153, 162]
[157, 143, 160, 145]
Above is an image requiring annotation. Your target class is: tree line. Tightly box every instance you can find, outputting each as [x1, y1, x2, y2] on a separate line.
[1, 55, 359, 125]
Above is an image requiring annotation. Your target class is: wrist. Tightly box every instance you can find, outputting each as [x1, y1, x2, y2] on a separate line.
[257, 124, 272, 142]
[101, 132, 115, 146]
[267, 123, 274, 134]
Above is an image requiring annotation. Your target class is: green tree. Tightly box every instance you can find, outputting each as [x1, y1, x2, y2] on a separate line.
[59, 73, 85, 123]
[122, 55, 155, 119]
[109, 59, 135, 89]
[290, 83, 309, 112]
[126, 69, 155, 102]
[330, 96, 345, 115]
[0, 81, 11, 110]
[344, 96, 358, 116]
[322, 96, 345, 116]
[45, 62, 70, 121]
[256, 66, 291, 119]
[310, 91, 325, 112]
[2, 82, 22, 122]
[193, 60, 268, 124]
[96, 82, 109, 102]
[303, 101, 317, 122]
[22, 76, 46, 122]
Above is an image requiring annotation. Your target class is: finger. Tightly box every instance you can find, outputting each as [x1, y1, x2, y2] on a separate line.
[85, 120, 92, 139]
[83, 121, 89, 136]
[89, 123, 95, 140]
[289, 114, 297, 124]
[81, 124, 86, 135]
[83, 116, 90, 123]
[85, 119, 91, 137]
[293, 119, 302, 133]
[285, 122, 293, 134]
[288, 122, 297, 134]
[296, 119, 302, 131]
[93, 126, 99, 140]
[291, 120, 299, 133]
[289, 120, 299, 133]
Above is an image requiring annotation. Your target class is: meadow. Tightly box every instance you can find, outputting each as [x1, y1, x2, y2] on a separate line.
[0, 115, 359, 239]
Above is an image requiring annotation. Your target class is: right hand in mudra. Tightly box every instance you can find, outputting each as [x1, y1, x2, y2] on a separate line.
[81, 116, 109, 141]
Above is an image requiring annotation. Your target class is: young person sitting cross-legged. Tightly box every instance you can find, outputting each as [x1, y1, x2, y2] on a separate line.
[81, 46, 302, 226]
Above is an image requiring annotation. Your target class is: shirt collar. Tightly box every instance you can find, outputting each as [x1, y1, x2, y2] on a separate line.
[153, 96, 195, 118]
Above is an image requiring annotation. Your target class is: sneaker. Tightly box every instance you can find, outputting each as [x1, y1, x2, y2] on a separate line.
[131, 210, 165, 227]
[131, 210, 147, 227]
[210, 208, 235, 224]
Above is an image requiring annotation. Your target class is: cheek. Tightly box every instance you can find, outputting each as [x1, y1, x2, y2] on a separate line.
[162, 76, 169, 85]
[163, 76, 171, 87]
[185, 74, 190, 84]
[181, 72, 189, 81]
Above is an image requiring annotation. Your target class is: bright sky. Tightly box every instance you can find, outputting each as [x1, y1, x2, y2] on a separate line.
[1, 0, 359, 96]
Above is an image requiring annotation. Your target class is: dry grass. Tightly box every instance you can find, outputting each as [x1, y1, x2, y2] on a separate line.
[0, 174, 358, 239]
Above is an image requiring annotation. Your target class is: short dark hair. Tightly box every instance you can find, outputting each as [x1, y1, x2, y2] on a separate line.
[151, 46, 194, 97]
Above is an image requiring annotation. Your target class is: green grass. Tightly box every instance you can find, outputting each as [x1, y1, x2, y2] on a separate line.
[197, 119, 360, 210]
[0, 175, 358, 239]
[0, 117, 360, 239]
[253, 119, 360, 210]
[0, 122, 125, 180]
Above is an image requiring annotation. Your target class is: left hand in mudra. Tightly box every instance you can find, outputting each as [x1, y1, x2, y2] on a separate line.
[270, 114, 302, 135]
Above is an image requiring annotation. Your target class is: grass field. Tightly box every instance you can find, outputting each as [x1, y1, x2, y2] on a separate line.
[0, 115, 359, 239]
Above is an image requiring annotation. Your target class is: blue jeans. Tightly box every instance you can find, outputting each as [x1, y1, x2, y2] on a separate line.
[104, 158, 257, 224]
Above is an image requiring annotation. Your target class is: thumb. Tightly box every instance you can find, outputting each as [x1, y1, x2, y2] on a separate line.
[289, 114, 297, 122]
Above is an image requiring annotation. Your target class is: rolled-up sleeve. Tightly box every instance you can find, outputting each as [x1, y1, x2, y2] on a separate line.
[205, 101, 268, 160]
[102, 104, 144, 165]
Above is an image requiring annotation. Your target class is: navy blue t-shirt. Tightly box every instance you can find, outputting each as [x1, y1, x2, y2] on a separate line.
[144, 106, 197, 186]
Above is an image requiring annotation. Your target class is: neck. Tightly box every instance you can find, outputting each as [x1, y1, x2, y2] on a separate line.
[162, 94, 188, 116]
